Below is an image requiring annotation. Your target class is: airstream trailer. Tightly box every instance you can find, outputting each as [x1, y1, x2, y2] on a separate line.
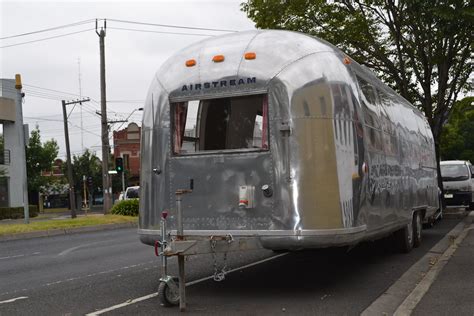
[139, 30, 438, 307]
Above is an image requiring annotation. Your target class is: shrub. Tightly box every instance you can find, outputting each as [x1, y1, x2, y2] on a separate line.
[110, 199, 139, 217]
[0, 205, 38, 220]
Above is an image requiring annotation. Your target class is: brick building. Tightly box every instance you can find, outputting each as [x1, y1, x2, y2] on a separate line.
[41, 158, 65, 177]
[113, 123, 141, 186]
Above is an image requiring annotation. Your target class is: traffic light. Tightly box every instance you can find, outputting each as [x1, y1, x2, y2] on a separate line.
[115, 157, 124, 173]
[87, 176, 93, 187]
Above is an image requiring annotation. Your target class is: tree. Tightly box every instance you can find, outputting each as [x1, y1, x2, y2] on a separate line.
[69, 149, 102, 203]
[26, 128, 59, 193]
[440, 96, 474, 162]
[242, 0, 473, 187]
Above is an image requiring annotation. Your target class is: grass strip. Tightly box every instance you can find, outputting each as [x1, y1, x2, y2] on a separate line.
[0, 215, 137, 236]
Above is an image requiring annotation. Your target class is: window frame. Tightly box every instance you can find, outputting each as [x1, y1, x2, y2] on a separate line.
[170, 93, 270, 156]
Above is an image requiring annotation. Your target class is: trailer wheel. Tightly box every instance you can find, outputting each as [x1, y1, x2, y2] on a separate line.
[394, 216, 414, 253]
[158, 280, 179, 307]
[413, 212, 422, 248]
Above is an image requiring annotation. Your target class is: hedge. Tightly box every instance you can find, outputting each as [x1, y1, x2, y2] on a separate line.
[0, 205, 39, 220]
[110, 199, 139, 217]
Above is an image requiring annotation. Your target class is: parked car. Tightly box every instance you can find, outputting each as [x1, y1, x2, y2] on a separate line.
[124, 186, 140, 200]
[440, 160, 474, 210]
[93, 195, 104, 205]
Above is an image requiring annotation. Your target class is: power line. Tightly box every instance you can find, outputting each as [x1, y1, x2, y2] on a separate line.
[68, 121, 101, 137]
[107, 99, 145, 103]
[1, 18, 239, 49]
[108, 18, 238, 33]
[108, 26, 215, 37]
[24, 112, 98, 119]
[24, 116, 63, 122]
[1, 85, 101, 118]
[0, 28, 95, 48]
[23, 83, 84, 97]
[0, 19, 97, 40]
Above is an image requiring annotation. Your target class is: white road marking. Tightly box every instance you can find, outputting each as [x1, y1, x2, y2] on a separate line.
[0, 252, 41, 260]
[86, 252, 288, 315]
[0, 296, 28, 304]
[0, 260, 157, 298]
[187, 252, 288, 286]
[86, 293, 159, 315]
[58, 241, 104, 256]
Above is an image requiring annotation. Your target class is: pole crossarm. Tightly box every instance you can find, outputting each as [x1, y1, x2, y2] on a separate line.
[63, 98, 90, 106]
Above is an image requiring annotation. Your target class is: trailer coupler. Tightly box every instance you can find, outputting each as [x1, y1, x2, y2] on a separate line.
[155, 185, 263, 311]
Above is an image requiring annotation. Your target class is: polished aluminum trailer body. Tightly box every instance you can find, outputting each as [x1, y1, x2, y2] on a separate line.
[139, 30, 438, 250]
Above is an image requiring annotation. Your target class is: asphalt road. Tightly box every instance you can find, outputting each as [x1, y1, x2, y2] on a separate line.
[0, 218, 460, 315]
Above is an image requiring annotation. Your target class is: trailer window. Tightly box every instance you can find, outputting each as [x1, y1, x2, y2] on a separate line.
[172, 94, 269, 155]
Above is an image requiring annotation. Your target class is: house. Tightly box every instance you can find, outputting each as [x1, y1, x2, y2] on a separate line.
[113, 122, 141, 186]
[0, 77, 29, 208]
[41, 158, 65, 177]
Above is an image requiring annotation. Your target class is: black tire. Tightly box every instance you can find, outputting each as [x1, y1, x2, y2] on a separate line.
[423, 220, 434, 229]
[158, 281, 179, 307]
[470, 202, 474, 211]
[413, 212, 422, 248]
[394, 217, 414, 253]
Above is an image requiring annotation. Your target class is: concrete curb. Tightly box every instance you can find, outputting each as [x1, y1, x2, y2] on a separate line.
[361, 213, 470, 316]
[394, 220, 473, 315]
[0, 222, 137, 242]
[443, 210, 470, 219]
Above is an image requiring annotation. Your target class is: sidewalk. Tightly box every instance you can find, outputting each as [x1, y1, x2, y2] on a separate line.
[412, 213, 474, 315]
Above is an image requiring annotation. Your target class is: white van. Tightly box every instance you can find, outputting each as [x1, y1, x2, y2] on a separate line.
[440, 160, 474, 209]
[124, 186, 140, 200]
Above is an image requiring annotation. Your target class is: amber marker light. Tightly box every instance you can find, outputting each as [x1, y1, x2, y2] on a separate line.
[185, 59, 196, 67]
[244, 52, 256, 60]
[343, 57, 351, 65]
[212, 55, 225, 62]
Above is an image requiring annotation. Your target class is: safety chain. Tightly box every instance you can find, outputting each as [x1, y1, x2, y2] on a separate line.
[210, 234, 233, 282]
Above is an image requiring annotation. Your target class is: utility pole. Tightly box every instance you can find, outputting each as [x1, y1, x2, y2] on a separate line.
[62, 98, 90, 219]
[83, 175, 88, 214]
[96, 19, 112, 214]
[15, 74, 29, 224]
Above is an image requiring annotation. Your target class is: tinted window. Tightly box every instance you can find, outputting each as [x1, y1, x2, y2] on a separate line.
[441, 164, 470, 181]
[126, 188, 139, 199]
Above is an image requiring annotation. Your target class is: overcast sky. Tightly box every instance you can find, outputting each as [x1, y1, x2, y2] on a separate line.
[0, 0, 255, 159]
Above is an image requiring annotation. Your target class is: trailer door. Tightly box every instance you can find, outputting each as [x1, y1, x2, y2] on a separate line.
[168, 94, 274, 231]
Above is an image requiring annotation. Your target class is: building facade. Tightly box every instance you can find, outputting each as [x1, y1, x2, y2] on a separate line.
[0, 78, 29, 208]
[113, 123, 141, 186]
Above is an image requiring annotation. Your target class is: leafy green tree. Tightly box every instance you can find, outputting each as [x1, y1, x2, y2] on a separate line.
[242, 0, 473, 186]
[440, 96, 474, 162]
[69, 149, 102, 200]
[26, 128, 59, 192]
